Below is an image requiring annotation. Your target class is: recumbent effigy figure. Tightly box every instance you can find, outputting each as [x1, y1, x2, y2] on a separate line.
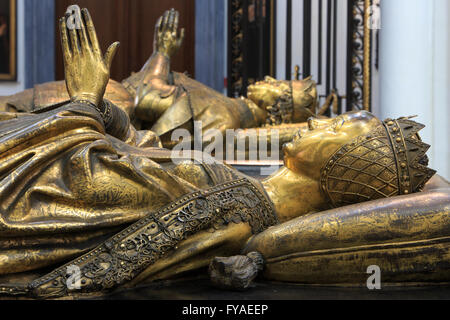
[0, 8, 322, 152]
[0, 7, 447, 299]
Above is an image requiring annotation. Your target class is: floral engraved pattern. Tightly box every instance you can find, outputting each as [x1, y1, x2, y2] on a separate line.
[28, 178, 277, 299]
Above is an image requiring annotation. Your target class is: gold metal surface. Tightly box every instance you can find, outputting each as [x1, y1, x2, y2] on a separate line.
[0, 9, 323, 154]
[0, 6, 446, 299]
[364, 0, 372, 111]
[243, 185, 449, 284]
[60, 7, 119, 107]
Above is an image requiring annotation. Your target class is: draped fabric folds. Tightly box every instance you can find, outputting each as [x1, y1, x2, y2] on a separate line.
[0, 102, 241, 275]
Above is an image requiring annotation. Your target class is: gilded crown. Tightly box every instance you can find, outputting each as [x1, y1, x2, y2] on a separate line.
[382, 117, 436, 195]
[320, 116, 436, 208]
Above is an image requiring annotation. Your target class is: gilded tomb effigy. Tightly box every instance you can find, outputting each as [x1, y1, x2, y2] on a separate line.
[0, 7, 447, 299]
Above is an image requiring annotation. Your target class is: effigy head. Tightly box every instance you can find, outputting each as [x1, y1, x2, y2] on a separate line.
[247, 76, 318, 124]
[283, 111, 436, 207]
[247, 76, 292, 110]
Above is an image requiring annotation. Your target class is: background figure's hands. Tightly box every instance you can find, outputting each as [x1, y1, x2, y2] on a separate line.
[154, 8, 185, 58]
[60, 6, 120, 107]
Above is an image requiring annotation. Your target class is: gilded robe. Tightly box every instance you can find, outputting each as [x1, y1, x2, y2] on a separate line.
[0, 101, 275, 278]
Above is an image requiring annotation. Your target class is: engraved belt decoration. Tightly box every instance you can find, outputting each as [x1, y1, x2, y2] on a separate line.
[26, 178, 277, 299]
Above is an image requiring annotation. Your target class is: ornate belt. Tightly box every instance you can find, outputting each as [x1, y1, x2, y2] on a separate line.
[3, 178, 276, 299]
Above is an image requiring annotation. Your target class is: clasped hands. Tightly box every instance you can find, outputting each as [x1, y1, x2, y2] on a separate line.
[60, 6, 119, 107]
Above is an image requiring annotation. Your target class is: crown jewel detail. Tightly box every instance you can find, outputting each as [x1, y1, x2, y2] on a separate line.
[321, 117, 436, 208]
[382, 118, 436, 195]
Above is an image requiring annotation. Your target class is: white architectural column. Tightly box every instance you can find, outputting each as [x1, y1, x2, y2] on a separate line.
[380, 0, 449, 180]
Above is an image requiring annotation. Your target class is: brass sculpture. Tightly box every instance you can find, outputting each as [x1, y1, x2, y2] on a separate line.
[0, 9, 319, 152]
[0, 7, 447, 299]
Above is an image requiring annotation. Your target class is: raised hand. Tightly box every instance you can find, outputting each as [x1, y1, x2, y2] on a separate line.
[154, 8, 185, 58]
[60, 6, 120, 107]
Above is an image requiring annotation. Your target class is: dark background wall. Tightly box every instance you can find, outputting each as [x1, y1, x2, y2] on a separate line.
[54, 0, 195, 82]
[22, 0, 224, 92]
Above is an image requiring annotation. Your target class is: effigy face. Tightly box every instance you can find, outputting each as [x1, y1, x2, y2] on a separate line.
[247, 76, 318, 126]
[283, 111, 381, 178]
[247, 77, 292, 110]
